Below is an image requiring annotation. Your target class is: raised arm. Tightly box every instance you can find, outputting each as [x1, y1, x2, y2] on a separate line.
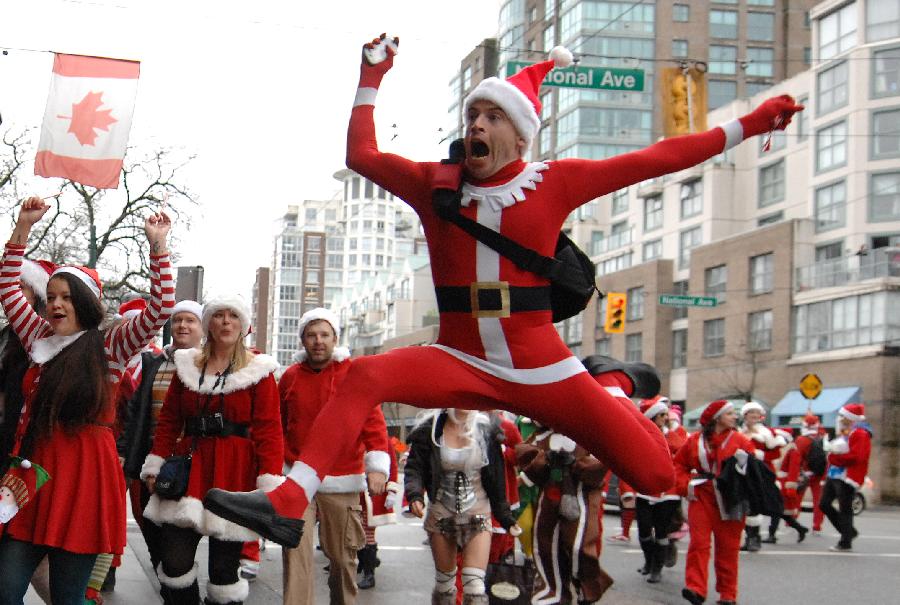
[106, 212, 175, 374]
[558, 95, 804, 211]
[0, 197, 53, 349]
[346, 34, 433, 210]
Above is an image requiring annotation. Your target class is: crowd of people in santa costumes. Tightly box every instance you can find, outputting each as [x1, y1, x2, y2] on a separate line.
[0, 195, 174, 604]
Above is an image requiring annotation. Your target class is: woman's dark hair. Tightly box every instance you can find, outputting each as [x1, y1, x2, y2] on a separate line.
[702, 419, 717, 441]
[24, 273, 110, 450]
[0, 326, 30, 463]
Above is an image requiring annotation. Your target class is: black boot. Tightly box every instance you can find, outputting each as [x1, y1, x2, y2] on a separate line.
[165, 582, 200, 605]
[762, 530, 777, 544]
[203, 489, 304, 548]
[357, 544, 379, 590]
[647, 543, 665, 584]
[581, 355, 661, 398]
[681, 587, 705, 604]
[784, 515, 808, 543]
[637, 538, 653, 574]
[665, 541, 678, 568]
[741, 526, 761, 552]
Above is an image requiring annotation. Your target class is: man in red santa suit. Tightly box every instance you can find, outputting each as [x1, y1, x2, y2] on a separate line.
[770, 428, 809, 542]
[737, 402, 784, 551]
[794, 413, 827, 533]
[278, 307, 392, 604]
[204, 34, 804, 547]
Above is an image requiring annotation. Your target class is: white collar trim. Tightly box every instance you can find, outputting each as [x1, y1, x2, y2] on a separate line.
[173, 348, 279, 395]
[291, 346, 351, 364]
[29, 331, 86, 364]
[461, 162, 549, 211]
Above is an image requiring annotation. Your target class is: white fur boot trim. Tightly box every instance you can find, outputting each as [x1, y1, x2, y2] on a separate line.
[205, 578, 250, 603]
[156, 562, 198, 588]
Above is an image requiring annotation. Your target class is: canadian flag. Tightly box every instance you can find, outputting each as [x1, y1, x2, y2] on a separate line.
[34, 53, 140, 189]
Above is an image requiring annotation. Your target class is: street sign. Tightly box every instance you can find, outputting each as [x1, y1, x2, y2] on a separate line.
[506, 61, 645, 92]
[800, 373, 823, 400]
[658, 294, 718, 307]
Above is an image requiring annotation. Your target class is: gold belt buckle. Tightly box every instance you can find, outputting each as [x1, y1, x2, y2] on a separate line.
[469, 281, 510, 319]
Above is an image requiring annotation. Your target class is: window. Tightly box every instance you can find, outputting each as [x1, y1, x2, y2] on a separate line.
[599, 252, 633, 275]
[673, 280, 689, 320]
[816, 241, 844, 261]
[643, 238, 662, 262]
[627, 287, 644, 321]
[709, 45, 737, 74]
[462, 66, 472, 92]
[281, 251, 300, 268]
[870, 172, 900, 221]
[672, 39, 688, 58]
[544, 25, 555, 52]
[595, 337, 610, 356]
[747, 12, 775, 41]
[746, 81, 772, 97]
[591, 230, 605, 255]
[749, 0, 774, 5]
[816, 121, 847, 172]
[680, 180, 703, 218]
[710, 10, 738, 39]
[364, 180, 374, 198]
[797, 96, 809, 141]
[819, 2, 857, 60]
[746, 47, 774, 77]
[708, 80, 737, 109]
[748, 310, 773, 351]
[644, 195, 663, 231]
[304, 208, 317, 222]
[817, 61, 849, 115]
[793, 291, 900, 353]
[679, 227, 702, 268]
[759, 161, 785, 207]
[703, 319, 725, 357]
[399, 278, 410, 299]
[672, 329, 687, 369]
[351, 177, 360, 199]
[625, 333, 643, 362]
[610, 221, 631, 249]
[705, 265, 727, 304]
[867, 0, 900, 42]
[279, 285, 298, 300]
[815, 180, 847, 232]
[611, 188, 628, 215]
[673, 4, 689, 22]
[306, 254, 321, 268]
[873, 46, 900, 97]
[749, 253, 774, 294]
[873, 109, 900, 159]
[758, 211, 783, 226]
[305, 270, 319, 284]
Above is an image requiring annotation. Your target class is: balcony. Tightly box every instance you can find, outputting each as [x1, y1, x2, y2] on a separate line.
[592, 226, 635, 256]
[795, 247, 900, 291]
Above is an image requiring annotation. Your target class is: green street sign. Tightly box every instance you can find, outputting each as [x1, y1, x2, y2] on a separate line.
[506, 61, 645, 92]
[658, 294, 718, 308]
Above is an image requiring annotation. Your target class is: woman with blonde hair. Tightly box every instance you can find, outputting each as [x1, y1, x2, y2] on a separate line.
[141, 298, 283, 605]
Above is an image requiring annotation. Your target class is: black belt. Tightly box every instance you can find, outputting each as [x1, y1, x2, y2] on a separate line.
[185, 414, 249, 438]
[435, 283, 552, 318]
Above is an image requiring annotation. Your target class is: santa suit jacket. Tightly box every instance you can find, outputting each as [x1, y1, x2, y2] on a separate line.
[279, 355, 390, 492]
[740, 424, 785, 473]
[827, 425, 872, 490]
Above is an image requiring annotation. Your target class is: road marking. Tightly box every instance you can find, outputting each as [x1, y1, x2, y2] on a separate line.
[621, 548, 900, 558]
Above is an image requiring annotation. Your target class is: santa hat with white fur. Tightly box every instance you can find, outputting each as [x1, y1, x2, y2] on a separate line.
[640, 395, 670, 419]
[294, 307, 350, 364]
[463, 46, 574, 155]
[51, 265, 103, 299]
[171, 299, 202, 322]
[201, 296, 251, 337]
[740, 401, 766, 417]
[119, 297, 147, 320]
[19, 259, 55, 303]
[838, 403, 865, 423]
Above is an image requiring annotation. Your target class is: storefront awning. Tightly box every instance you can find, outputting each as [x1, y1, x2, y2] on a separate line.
[769, 386, 861, 429]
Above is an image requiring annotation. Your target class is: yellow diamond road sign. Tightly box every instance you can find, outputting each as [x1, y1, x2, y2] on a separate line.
[800, 373, 823, 400]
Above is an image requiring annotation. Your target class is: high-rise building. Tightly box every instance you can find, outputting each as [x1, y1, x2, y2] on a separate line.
[251, 267, 270, 353]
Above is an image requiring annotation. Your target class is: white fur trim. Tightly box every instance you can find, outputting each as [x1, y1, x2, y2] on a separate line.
[140, 454, 166, 481]
[721, 119, 743, 151]
[122, 309, 141, 320]
[461, 162, 548, 212]
[205, 578, 250, 604]
[431, 345, 586, 385]
[604, 386, 627, 399]
[643, 402, 669, 419]
[364, 490, 398, 527]
[19, 259, 50, 302]
[838, 406, 865, 423]
[745, 424, 782, 449]
[156, 562, 198, 588]
[171, 300, 202, 321]
[364, 450, 391, 476]
[519, 471, 534, 488]
[52, 266, 100, 298]
[28, 331, 86, 364]
[297, 307, 341, 341]
[740, 401, 765, 417]
[354, 87, 378, 107]
[464, 77, 541, 155]
[256, 473, 286, 492]
[291, 346, 351, 365]
[319, 473, 366, 493]
[549, 46, 573, 68]
[143, 494, 259, 542]
[202, 296, 251, 336]
[172, 348, 278, 395]
[286, 460, 322, 499]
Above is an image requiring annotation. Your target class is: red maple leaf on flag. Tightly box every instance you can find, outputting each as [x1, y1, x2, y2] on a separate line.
[59, 91, 118, 146]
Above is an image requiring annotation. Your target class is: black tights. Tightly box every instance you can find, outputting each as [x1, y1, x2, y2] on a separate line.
[820, 478, 856, 546]
[159, 524, 243, 587]
[635, 498, 679, 543]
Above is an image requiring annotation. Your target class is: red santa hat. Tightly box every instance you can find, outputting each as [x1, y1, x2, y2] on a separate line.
[801, 412, 821, 436]
[297, 307, 341, 341]
[838, 403, 865, 423]
[463, 46, 574, 155]
[19, 259, 55, 303]
[118, 297, 147, 320]
[51, 265, 102, 299]
[201, 296, 251, 336]
[700, 399, 734, 426]
[171, 299, 202, 321]
[640, 395, 669, 419]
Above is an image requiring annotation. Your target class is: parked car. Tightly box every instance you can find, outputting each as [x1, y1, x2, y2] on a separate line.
[802, 476, 873, 515]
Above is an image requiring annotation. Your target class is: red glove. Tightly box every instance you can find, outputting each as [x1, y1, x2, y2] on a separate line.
[738, 94, 804, 139]
[358, 34, 399, 89]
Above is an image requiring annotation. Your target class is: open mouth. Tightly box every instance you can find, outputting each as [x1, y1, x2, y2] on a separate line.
[470, 140, 489, 158]
[51, 313, 66, 321]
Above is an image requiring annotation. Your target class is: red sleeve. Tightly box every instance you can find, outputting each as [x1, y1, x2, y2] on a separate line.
[277, 366, 296, 436]
[360, 404, 391, 475]
[249, 374, 284, 478]
[828, 430, 871, 467]
[150, 374, 187, 457]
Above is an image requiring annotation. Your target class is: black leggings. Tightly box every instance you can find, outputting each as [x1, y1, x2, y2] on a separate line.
[819, 478, 856, 545]
[635, 498, 679, 543]
[159, 524, 243, 586]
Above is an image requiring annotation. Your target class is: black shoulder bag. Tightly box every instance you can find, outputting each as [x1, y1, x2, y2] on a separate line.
[432, 140, 601, 323]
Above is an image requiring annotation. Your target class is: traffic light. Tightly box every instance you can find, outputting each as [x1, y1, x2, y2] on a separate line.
[661, 66, 708, 137]
[604, 292, 627, 334]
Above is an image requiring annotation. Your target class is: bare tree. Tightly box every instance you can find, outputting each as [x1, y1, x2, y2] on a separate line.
[715, 347, 761, 402]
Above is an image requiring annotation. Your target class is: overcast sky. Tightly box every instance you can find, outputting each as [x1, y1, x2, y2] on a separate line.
[0, 0, 502, 299]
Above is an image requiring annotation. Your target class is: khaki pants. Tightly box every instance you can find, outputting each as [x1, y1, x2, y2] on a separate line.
[283, 491, 365, 605]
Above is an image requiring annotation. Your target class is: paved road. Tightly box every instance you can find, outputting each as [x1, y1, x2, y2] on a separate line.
[26, 506, 900, 604]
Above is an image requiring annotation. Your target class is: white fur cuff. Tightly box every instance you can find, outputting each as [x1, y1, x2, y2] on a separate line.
[721, 118, 743, 150]
[365, 450, 391, 476]
[354, 87, 378, 107]
[257, 473, 286, 492]
[140, 454, 165, 481]
[157, 562, 198, 589]
[206, 578, 250, 604]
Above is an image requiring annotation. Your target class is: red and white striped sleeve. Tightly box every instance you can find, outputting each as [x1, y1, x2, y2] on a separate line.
[0, 243, 51, 349]
[105, 251, 175, 381]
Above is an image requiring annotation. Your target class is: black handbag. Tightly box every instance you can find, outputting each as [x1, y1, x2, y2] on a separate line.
[485, 558, 535, 604]
[154, 454, 192, 500]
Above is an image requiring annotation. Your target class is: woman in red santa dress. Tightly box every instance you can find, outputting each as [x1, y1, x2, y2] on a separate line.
[141, 298, 283, 605]
[674, 400, 757, 605]
[0, 196, 173, 605]
[770, 428, 808, 542]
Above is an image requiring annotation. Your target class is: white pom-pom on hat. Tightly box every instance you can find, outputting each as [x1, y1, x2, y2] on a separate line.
[550, 46, 573, 68]
[20, 459, 32, 469]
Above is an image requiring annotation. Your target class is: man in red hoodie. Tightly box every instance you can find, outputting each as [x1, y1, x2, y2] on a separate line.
[278, 308, 392, 604]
